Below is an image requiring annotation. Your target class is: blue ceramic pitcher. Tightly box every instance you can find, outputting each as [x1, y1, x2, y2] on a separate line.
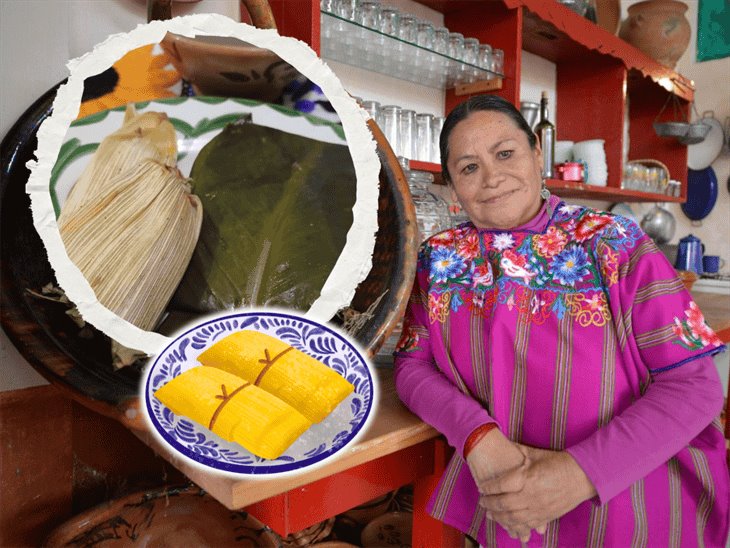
[675, 234, 704, 274]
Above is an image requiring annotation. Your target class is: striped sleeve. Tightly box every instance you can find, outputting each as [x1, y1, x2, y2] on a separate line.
[608, 230, 725, 373]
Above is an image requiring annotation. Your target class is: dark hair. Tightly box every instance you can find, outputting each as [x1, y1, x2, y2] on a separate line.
[439, 95, 537, 184]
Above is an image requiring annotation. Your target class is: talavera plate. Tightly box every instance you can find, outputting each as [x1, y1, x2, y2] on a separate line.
[142, 311, 374, 475]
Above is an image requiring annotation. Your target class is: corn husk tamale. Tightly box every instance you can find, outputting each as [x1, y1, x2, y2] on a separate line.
[197, 331, 354, 423]
[171, 118, 357, 313]
[58, 106, 203, 367]
[154, 366, 311, 460]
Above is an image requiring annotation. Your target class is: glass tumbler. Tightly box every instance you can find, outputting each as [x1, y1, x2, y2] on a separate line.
[361, 100, 382, 128]
[492, 48, 504, 74]
[478, 43, 493, 77]
[415, 113, 434, 162]
[447, 32, 464, 59]
[433, 26, 449, 53]
[431, 116, 444, 163]
[381, 105, 402, 157]
[398, 15, 418, 43]
[399, 109, 417, 159]
[379, 7, 400, 36]
[357, 1, 381, 29]
[462, 37, 480, 83]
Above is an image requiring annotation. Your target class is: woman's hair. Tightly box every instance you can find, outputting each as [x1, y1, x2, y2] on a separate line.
[439, 95, 537, 184]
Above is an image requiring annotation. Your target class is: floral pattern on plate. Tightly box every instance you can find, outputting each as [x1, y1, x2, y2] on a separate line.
[142, 311, 373, 475]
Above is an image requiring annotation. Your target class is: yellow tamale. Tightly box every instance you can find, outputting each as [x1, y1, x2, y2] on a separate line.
[154, 367, 311, 460]
[197, 331, 354, 423]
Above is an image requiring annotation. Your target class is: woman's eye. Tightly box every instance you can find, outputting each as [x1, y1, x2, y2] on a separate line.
[497, 150, 513, 160]
[462, 163, 477, 174]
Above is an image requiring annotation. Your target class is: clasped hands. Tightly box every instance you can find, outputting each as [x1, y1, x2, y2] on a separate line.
[465, 430, 597, 543]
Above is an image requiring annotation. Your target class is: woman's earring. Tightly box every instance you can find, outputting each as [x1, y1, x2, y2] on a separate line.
[540, 179, 551, 200]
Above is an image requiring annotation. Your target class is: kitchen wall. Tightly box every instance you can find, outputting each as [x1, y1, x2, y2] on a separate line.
[0, 0, 727, 390]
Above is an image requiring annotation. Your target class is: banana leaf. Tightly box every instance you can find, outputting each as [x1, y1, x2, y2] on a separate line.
[172, 117, 357, 313]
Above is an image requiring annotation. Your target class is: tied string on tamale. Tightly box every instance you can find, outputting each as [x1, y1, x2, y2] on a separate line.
[209, 382, 251, 430]
[254, 347, 293, 386]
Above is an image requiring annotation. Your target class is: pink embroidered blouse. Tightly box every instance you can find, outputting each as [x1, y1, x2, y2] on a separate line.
[394, 195, 728, 546]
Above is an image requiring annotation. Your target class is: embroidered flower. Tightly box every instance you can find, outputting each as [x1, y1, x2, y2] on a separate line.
[559, 204, 581, 215]
[456, 230, 480, 260]
[565, 291, 611, 327]
[600, 246, 619, 286]
[472, 262, 494, 288]
[395, 324, 421, 353]
[493, 233, 515, 251]
[429, 247, 466, 283]
[534, 226, 568, 258]
[481, 232, 493, 249]
[574, 213, 613, 243]
[673, 301, 723, 348]
[430, 230, 455, 248]
[500, 249, 536, 285]
[552, 246, 590, 286]
[428, 291, 451, 323]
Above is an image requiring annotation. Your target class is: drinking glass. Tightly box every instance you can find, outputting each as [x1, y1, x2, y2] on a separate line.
[447, 33, 464, 85]
[432, 116, 444, 163]
[462, 37, 480, 83]
[361, 100, 382, 127]
[400, 109, 417, 159]
[381, 105, 402, 157]
[379, 8, 400, 36]
[357, 1, 381, 29]
[416, 113, 434, 162]
[492, 48, 504, 74]
[478, 43, 493, 77]
[433, 27, 449, 53]
[398, 15, 418, 43]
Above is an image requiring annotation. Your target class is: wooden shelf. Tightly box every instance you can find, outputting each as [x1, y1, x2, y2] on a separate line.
[546, 180, 684, 203]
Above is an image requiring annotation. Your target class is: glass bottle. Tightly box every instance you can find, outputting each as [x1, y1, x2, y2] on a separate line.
[406, 169, 451, 241]
[534, 91, 556, 179]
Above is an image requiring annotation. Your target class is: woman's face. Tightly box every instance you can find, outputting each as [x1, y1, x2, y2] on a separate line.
[446, 110, 544, 230]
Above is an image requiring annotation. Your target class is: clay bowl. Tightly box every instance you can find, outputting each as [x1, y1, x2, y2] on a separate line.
[677, 270, 699, 292]
[44, 485, 281, 547]
[360, 511, 413, 547]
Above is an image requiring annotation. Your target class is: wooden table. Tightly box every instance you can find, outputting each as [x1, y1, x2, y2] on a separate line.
[135, 369, 464, 546]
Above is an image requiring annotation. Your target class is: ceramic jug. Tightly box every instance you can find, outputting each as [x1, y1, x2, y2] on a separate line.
[675, 234, 704, 274]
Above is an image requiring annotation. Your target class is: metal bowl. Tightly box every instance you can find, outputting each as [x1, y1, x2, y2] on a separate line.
[678, 121, 711, 145]
[653, 121, 690, 138]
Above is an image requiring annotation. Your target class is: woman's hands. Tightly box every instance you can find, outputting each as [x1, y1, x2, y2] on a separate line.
[476, 445, 597, 542]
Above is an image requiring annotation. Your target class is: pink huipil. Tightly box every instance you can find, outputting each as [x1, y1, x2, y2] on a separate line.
[394, 196, 728, 547]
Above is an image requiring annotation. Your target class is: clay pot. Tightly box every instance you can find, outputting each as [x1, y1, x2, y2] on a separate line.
[619, 0, 691, 68]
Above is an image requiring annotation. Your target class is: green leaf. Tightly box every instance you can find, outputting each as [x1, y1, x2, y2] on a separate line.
[72, 110, 110, 127]
[169, 118, 195, 138]
[172, 121, 357, 313]
[194, 96, 228, 105]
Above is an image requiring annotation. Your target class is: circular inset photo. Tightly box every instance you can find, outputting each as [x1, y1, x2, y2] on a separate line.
[142, 310, 374, 475]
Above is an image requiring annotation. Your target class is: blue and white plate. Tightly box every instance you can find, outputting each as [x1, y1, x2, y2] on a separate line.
[142, 311, 374, 475]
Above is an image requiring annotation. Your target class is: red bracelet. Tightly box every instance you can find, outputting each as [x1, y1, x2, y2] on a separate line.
[463, 423, 499, 459]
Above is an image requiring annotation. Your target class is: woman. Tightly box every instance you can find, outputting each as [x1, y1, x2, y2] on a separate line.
[393, 95, 728, 546]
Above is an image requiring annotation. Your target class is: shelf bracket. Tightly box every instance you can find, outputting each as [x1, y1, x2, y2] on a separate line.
[454, 78, 503, 96]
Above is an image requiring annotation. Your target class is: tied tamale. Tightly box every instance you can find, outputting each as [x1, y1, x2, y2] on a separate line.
[197, 331, 354, 424]
[58, 105, 203, 368]
[172, 117, 357, 313]
[154, 366, 311, 460]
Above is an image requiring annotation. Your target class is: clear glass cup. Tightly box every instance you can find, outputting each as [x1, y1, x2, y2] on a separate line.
[407, 169, 451, 241]
[416, 21, 435, 48]
[361, 100, 382, 127]
[400, 109, 417, 159]
[379, 7, 400, 36]
[415, 113, 434, 162]
[381, 105, 402, 157]
[478, 43, 493, 75]
[447, 32, 464, 60]
[334, 0, 356, 20]
[398, 15, 418, 43]
[433, 26, 449, 54]
[462, 37, 480, 83]
[492, 48, 504, 74]
[432, 116, 444, 164]
[320, 0, 335, 13]
[357, 1, 381, 29]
